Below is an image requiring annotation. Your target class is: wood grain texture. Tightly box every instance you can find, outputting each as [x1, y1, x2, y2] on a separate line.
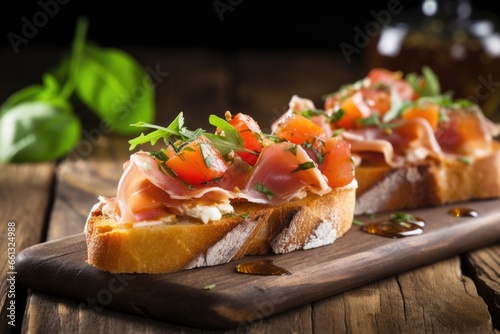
[4, 47, 500, 333]
[0, 163, 54, 333]
[312, 257, 496, 334]
[463, 243, 500, 330]
[15, 198, 500, 330]
[22, 291, 189, 334]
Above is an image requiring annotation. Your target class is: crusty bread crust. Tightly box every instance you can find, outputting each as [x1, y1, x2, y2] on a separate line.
[86, 187, 356, 274]
[354, 142, 500, 215]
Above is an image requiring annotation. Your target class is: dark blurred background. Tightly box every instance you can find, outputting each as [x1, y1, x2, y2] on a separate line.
[2, 0, 500, 128]
[1, 0, 496, 52]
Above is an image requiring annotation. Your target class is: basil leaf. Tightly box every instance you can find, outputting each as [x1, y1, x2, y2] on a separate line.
[75, 44, 155, 135]
[0, 101, 81, 162]
[0, 74, 65, 115]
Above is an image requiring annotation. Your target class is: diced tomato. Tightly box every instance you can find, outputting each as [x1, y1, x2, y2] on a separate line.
[334, 91, 372, 129]
[401, 101, 440, 130]
[324, 93, 341, 111]
[164, 144, 177, 159]
[274, 113, 327, 145]
[165, 135, 228, 185]
[360, 87, 391, 116]
[228, 113, 264, 166]
[318, 137, 355, 188]
[367, 68, 416, 101]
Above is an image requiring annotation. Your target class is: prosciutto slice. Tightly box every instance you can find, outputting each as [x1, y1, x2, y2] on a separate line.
[241, 142, 331, 204]
[341, 117, 444, 167]
[105, 141, 331, 223]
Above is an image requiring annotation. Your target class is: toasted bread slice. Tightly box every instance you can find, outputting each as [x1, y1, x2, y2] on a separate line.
[86, 186, 356, 274]
[354, 142, 500, 215]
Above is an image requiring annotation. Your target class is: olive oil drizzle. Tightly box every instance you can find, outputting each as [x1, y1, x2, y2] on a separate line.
[235, 259, 292, 276]
[448, 207, 479, 218]
[361, 213, 425, 238]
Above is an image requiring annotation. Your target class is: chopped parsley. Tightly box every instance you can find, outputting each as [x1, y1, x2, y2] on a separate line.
[285, 144, 298, 156]
[254, 182, 274, 200]
[291, 161, 316, 173]
[203, 284, 216, 290]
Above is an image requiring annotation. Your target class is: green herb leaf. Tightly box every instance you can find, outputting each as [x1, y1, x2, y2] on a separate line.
[203, 284, 216, 290]
[199, 142, 215, 168]
[382, 91, 404, 123]
[0, 101, 81, 163]
[389, 212, 417, 223]
[254, 182, 275, 200]
[300, 109, 324, 119]
[0, 16, 160, 163]
[150, 150, 169, 161]
[291, 161, 316, 173]
[406, 66, 441, 98]
[458, 156, 473, 165]
[204, 114, 245, 156]
[74, 43, 155, 135]
[352, 218, 365, 226]
[285, 144, 298, 156]
[128, 112, 203, 150]
[330, 109, 345, 123]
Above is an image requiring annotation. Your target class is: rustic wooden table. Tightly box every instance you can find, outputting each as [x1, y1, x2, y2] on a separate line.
[1, 46, 499, 333]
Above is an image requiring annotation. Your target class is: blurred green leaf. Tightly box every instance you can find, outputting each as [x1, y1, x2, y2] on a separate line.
[0, 16, 157, 163]
[0, 101, 81, 163]
[75, 44, 155, 135]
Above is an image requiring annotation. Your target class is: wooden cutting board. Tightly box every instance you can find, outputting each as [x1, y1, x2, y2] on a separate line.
[16, 199, 500, 330]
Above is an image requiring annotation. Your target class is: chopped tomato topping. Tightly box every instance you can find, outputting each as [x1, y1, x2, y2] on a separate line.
[318, 137, 355, 188]
[334, 91, 372, 129]
[367, 68, 416, 101]
[228, 113, 265, 166]
[165, 135, 228, 185]
[402, 101, 440, 130]
[274, 113, 327, 145]
[360, 87, 392, 116]
[164, 144, 177, 159]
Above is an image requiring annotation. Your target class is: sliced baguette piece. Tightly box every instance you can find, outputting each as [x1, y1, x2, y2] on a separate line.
[86, 186, 356, 274]
[354, 142, 500, 215]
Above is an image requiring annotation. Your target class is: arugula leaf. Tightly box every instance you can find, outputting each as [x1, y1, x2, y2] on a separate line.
[128, 112, 202, 150]
[204, 114, 245, 156]
[405, 66, 441, 97]
[382, 91, 404, 123]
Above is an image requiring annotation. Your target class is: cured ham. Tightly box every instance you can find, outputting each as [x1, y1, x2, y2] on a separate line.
[319, 67, 500, 167]
[98, 109, 354, 224]
[242, 142, 331, 204]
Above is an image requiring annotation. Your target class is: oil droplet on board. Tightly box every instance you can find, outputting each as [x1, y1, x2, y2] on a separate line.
[362, 213, 425, 238]
[363, 220, 424, 238]
[235, 259, 292, 276]
[448, 207, 479, 218]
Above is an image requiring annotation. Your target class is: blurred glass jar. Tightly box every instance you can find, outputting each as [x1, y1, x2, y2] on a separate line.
[364, 0, 500, 120]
